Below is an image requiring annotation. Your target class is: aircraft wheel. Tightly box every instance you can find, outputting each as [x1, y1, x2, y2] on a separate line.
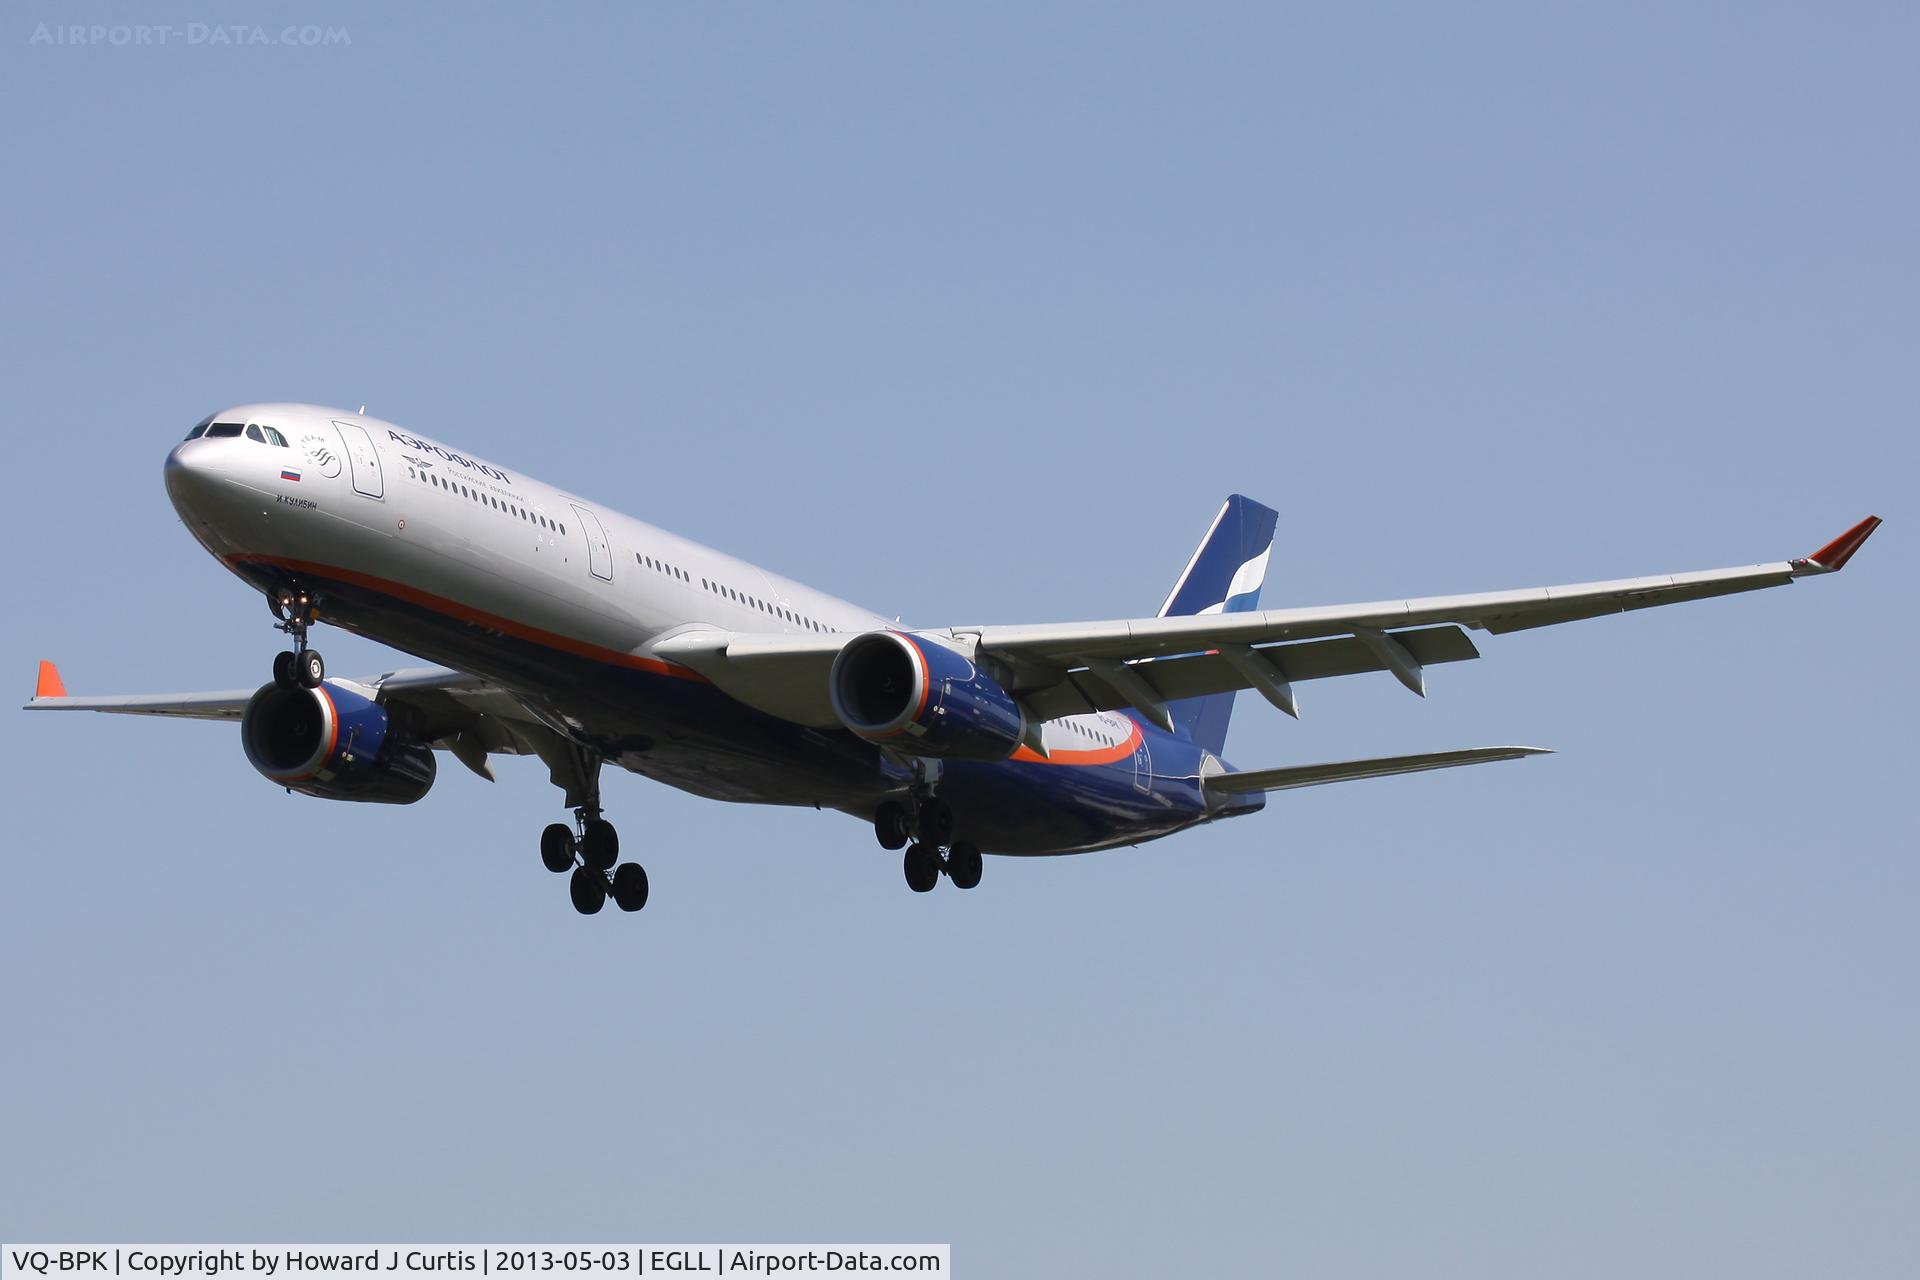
[918, 799, 955, 847]
[272, 651, 297, 689]
[569, 866, 607, 915]
[297, 649, 325, 688]
[611, 862, 649, 912]
[948, 841, 983, 890]
[904, 843, 939, 894]
[540, 823, 577, 873]
[580, 818, 619, 871]
[874, 801, 910, 851]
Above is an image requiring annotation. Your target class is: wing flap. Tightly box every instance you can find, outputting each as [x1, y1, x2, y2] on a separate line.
[1021, 626, 1481, 721]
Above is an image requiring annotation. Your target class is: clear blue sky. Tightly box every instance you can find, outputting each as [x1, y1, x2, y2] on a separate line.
[3, 3, 1914, 1275]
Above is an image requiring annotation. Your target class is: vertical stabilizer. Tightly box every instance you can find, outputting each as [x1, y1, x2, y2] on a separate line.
[1157, 494, 1279, 753]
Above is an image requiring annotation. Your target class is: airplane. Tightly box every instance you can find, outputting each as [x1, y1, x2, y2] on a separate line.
[24, 404, 1881, 915]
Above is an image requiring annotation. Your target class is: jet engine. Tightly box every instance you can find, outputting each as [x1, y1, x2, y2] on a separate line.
[829, 630, 1027, 761]
[241, 680, 437, 804]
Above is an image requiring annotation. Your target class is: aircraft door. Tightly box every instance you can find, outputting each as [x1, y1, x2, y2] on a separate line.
[569, 503, 614, 581]
[331, 420, 385, 499]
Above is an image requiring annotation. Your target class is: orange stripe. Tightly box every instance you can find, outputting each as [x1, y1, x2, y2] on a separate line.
[1011, 718, 1143, 767]
[226, 554, 706, 682]
[307, 681, 341, 782]
[901, 632, 931, 724]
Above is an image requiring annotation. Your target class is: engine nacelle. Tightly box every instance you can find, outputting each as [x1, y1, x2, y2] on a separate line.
[829, 630, 1026, 761]
[241, 680, 437, 804]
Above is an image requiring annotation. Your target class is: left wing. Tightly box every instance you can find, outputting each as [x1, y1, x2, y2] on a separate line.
[24, 660, 557, 782]
[22, 659, 255, 719]
[651, 516, 1882, 728]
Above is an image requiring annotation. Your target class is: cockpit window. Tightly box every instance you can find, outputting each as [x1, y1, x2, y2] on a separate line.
[204, 422, 244, 438]
[246, 424, 266, 443]
[185, 415, 215, 440]
[259, 425, 289, 447]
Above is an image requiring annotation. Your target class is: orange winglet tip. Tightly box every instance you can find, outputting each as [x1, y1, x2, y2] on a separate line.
[35, 660, 67, 699]
[1805, 515, 1882, 572]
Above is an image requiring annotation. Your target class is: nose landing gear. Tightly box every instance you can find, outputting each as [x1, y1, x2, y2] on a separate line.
[268, 587, 325, 689]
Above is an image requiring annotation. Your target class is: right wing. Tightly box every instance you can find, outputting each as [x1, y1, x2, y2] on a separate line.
[650, 515, 1882, 730]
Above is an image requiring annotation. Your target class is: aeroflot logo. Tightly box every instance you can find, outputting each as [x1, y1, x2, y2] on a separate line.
[386, 430, 512, 484]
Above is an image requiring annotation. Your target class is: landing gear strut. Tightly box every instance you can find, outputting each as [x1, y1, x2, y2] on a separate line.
[268, 586, 325, 689]
[537, 748, 648, 915]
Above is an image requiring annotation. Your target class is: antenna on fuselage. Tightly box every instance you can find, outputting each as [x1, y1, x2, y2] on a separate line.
[358, 405, 366, 415]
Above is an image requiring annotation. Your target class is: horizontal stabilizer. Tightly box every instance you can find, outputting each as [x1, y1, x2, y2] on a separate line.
[1206, 745, 1552, 794]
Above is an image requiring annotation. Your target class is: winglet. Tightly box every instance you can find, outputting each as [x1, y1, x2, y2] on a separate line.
[1796, 515, 1882, 574]
[34, 660, 67, 700]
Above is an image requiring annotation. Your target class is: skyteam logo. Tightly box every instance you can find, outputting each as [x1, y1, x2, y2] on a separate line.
[300, 433, 342, 478]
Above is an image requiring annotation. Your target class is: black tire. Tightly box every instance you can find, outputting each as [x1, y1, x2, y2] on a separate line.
[540, 823, 576, 873]
[297, 649, 325, 688]
[272, 650, 297, 688]
[948, 841, 983, 890]
[918, 799, 955, 847]
[569, 866, 606, 915]
[904, 843, 939, 893]
[580, 818, 619, 871]
[874, 801, 910, 851]
[611, 862, 650, 912]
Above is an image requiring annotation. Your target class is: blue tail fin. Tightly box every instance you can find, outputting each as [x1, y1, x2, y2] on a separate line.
[1157, 494, 1279, 755]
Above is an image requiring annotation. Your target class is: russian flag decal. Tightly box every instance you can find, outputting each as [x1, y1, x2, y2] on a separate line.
[280, 468, 302, 482]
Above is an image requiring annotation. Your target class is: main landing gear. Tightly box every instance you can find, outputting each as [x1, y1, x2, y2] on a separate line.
[268, 586, 325, 689]
[538, 751, 648, 915]
[543, 810, 649, 914]
[876, 796, 982, 893]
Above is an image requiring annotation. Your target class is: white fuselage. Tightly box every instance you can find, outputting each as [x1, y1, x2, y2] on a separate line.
[163, 402, 1188, 851]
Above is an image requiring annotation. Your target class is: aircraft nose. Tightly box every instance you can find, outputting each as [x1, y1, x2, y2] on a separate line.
[163, 437, 247, 533]
[164, 439, 218, 506]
